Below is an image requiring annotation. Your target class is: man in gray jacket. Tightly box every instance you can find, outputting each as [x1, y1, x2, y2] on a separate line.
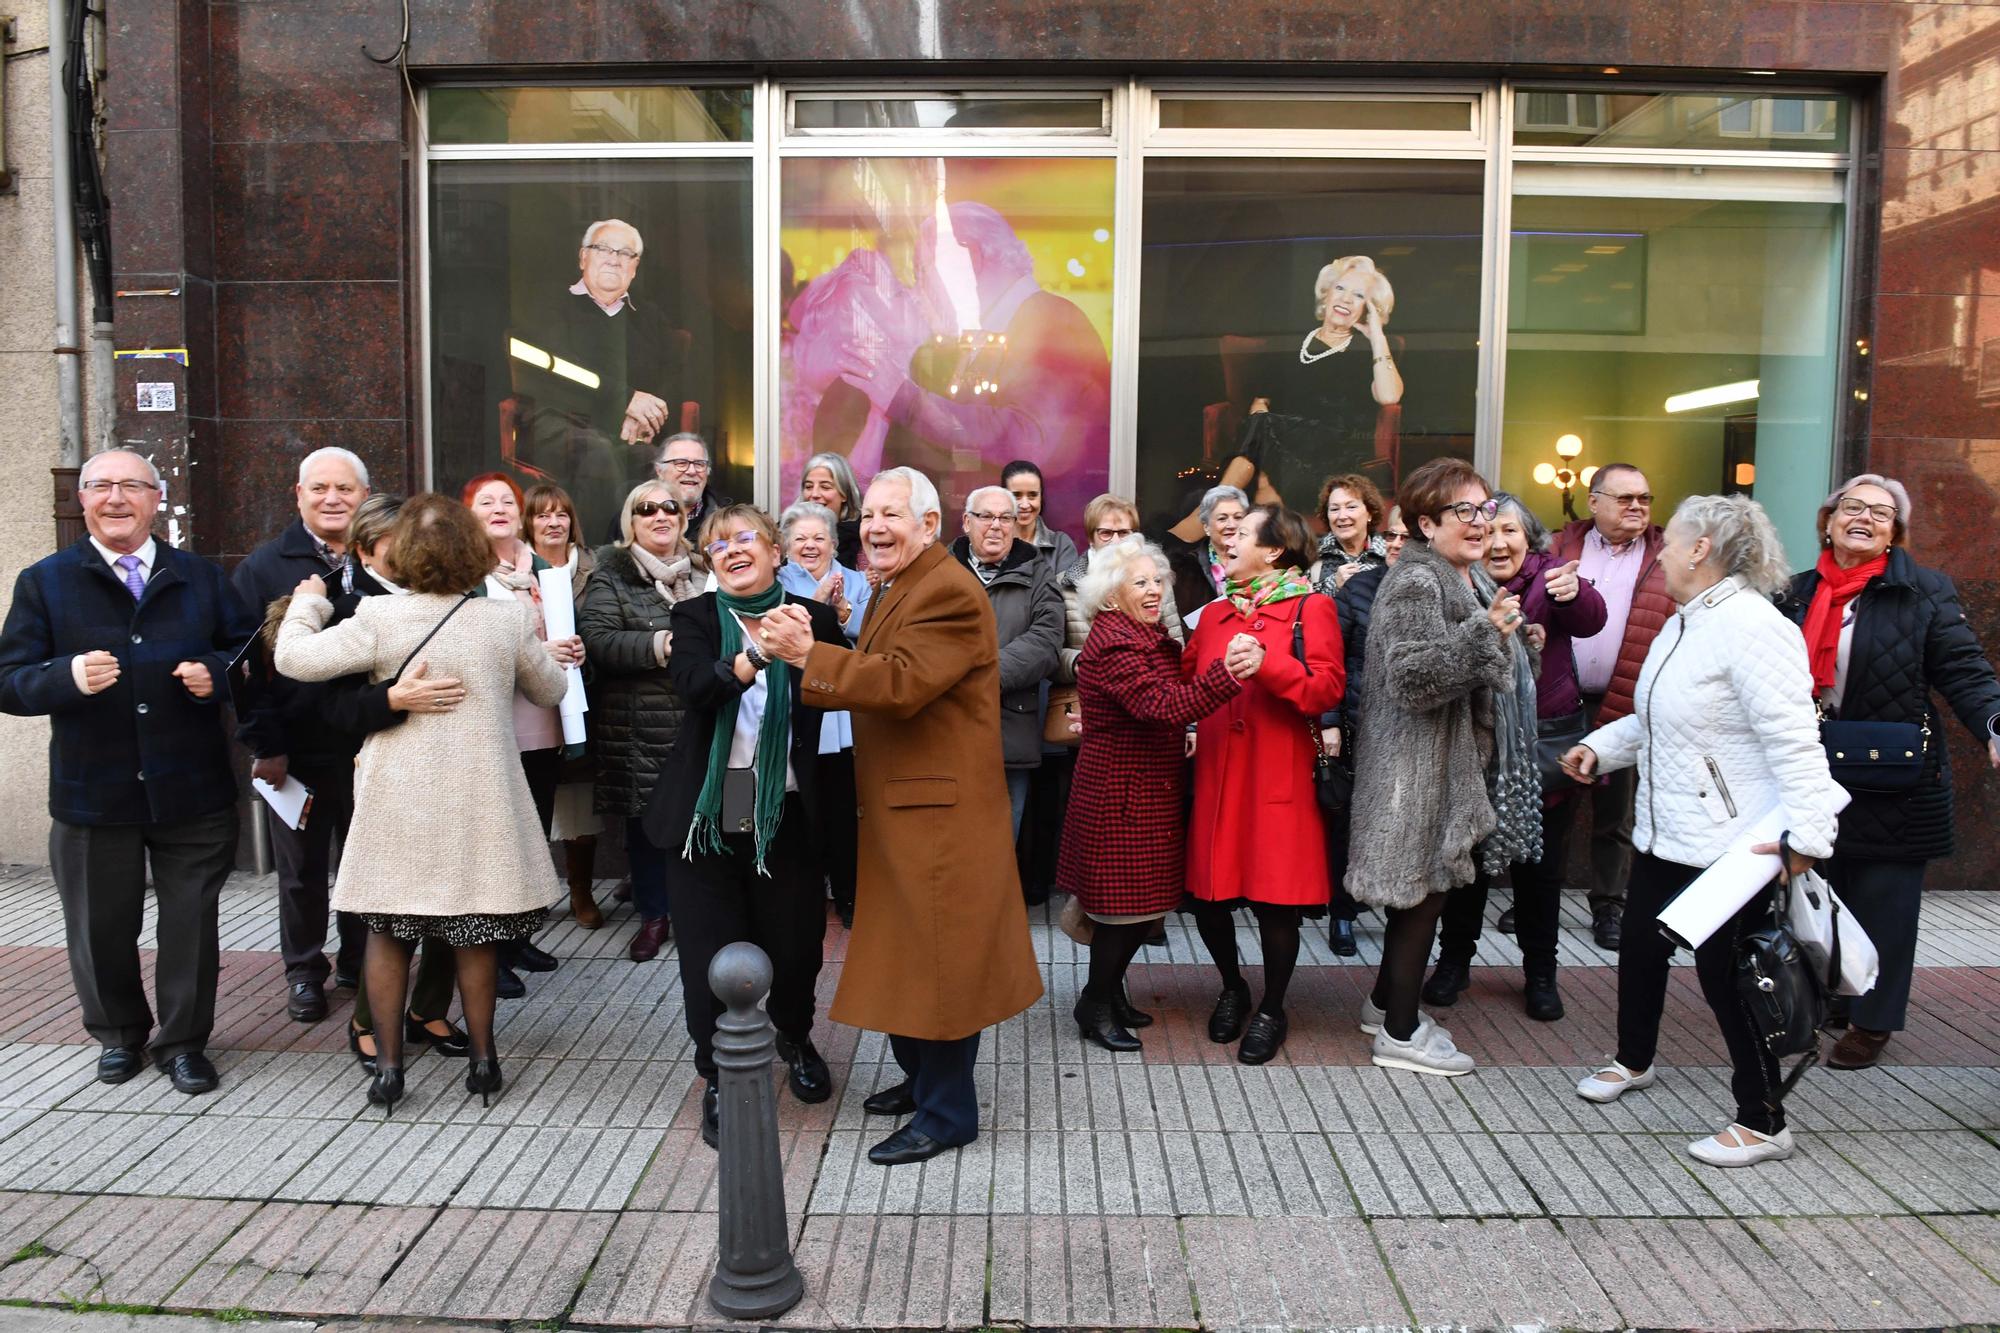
[951, 486, 1064, 837]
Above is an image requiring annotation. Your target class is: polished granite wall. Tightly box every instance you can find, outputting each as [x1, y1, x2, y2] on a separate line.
[103, 0, 2000, 885]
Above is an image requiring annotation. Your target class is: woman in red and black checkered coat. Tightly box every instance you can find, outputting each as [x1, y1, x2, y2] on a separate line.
[1057, 537, 1251, 1054]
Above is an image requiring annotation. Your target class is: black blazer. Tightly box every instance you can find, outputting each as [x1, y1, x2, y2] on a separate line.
[642, 591, 846, 852]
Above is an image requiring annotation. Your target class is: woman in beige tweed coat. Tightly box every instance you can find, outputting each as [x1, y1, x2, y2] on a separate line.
[276, 495, 567, 1114]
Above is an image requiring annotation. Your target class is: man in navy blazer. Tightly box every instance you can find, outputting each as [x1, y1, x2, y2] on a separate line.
[0, 448, 257, 1094]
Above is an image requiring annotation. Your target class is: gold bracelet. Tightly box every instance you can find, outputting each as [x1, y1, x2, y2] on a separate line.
[1374, 354, 1392, 365]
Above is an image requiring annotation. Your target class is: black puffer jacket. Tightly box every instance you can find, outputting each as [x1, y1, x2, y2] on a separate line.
[1784, 547, 2000, 861]
[1332, 564, 1386, 737]
[579, 543, 699, 817]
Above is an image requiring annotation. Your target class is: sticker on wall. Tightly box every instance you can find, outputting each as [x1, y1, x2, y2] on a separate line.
[136, 382, 177, 412]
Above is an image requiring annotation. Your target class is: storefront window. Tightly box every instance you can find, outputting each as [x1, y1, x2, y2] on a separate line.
[1499, 165, 1846, 561]
[1133, 158, 1483, 536]
[428, 86, 752, 144]
[778, 155, 1116, 542]
[429, 159, 754, 539]
[1514, 89, 1847, 153]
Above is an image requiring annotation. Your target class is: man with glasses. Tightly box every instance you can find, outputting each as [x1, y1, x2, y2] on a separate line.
[0, 448, 257, 1095]
[652, 433, 732, 533]
[951, 486, 1064, 838]
[1550, 463, 1671, 950]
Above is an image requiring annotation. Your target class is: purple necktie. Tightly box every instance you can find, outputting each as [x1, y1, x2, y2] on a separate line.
[115, 554, 145, 601]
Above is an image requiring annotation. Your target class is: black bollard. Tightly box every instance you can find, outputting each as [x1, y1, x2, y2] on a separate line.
[706, 941, 805, 1320]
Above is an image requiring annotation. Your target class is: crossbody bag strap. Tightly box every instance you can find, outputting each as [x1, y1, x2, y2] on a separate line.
[1290, 598, 1328, 764]
[391, 591, 475, 684]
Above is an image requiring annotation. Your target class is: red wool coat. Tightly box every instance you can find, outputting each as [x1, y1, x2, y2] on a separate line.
[1056, 610, 1242, 916]
[1185, 591, 1346, 907]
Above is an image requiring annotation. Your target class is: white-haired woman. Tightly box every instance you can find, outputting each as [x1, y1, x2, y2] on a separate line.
[797, 452, 865, 570]
[1249, 255, 1404, 481]
[1056, 536, 1253, 1051]
[777, 499, 872, 929]
[1561, 495, 1845, 1167]
[1779, 474, 2000, 1071]
[1166, 484, 1249, 617]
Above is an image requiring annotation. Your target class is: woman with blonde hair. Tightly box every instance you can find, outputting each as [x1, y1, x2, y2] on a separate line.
[1248, 255, 1405, 484]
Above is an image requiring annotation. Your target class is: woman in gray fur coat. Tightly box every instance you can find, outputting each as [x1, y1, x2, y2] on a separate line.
[1345, 458, 1539, 1078]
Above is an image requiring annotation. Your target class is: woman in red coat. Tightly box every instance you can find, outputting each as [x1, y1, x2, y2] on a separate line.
[1057, 538, 1250, 1052]
[1186, 504, 1346, 1065]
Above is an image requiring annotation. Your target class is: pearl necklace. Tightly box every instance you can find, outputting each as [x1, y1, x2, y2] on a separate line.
[1298, 329, 1354, 364]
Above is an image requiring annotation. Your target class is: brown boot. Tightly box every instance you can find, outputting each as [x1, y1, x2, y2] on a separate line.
[1828, 1026, 1892, 1070]
[564, 837, 603, 929]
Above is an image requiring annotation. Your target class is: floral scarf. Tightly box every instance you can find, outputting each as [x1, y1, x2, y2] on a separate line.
[1223, 567, 1316, 617]
[1206, 543, 1229, 595]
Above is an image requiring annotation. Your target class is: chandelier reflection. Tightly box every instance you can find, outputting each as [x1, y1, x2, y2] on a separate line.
[933, 330, 1007, 397]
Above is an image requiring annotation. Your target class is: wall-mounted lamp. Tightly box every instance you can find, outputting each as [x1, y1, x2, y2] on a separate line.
[1531, 433, 1597, 520]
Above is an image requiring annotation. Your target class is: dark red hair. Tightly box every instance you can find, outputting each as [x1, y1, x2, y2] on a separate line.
[460, 472, 523, 509]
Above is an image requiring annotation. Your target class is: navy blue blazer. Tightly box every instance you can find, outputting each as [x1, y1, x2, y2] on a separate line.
[0, 538, 258, 826]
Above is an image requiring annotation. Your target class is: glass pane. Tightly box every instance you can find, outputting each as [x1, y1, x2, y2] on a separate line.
[1502, 181, 1845, 565]
[779, 157, 1115, 545]
[1514, 90, 1848, 152]
[791, 96, 1105, 132]
[429, 86, 751, 144]
[1158, 97, 1472, 134]
[430, 159, 755, 541]
[1134, 158, 1484, 549]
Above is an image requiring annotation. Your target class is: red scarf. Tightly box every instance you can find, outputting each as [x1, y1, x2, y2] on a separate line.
[1802, 548, 1886, 692]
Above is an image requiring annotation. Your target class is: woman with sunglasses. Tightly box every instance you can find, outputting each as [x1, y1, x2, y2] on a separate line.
[580, 481, 702, 962]
[1346, 458, 1537, 1077]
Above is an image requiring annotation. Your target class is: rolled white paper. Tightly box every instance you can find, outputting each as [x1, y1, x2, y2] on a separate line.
[1656, 790, 1850, 950]
[537, 566, 590, 745]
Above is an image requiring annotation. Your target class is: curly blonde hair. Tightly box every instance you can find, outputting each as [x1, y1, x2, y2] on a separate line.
[1314, 255, 1396, 324]
[1669, 494, 1793, 598]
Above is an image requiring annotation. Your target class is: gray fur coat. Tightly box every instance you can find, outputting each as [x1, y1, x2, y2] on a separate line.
[1344, 540, 1521, 908]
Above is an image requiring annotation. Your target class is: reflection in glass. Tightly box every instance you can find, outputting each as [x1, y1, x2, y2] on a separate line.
[428, 86, 752, 144]
[1513, 90, 1848, 152]
[430, 159, 754, 540]
[1157, 96, 1472, 134]
[790, 96, 1106, 133]
[779, 156, 1114, 544]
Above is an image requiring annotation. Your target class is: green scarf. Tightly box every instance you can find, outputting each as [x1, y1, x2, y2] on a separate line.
[684, 582, 792, 874]
[1223, 567, 1315, 617]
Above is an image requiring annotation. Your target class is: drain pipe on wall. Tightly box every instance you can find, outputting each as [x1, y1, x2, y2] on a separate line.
[46, 0, 83, 547]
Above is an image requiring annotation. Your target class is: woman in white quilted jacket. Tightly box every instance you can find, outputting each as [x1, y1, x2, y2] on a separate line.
[1558, 495, 1842, 1168]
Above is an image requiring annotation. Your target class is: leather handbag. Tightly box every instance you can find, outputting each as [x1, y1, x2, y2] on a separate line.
[1819, 715, 1927, 792]
[1045, 686, 1082, 747]
[1534, 707, 1589, 794]
[1291, 602, 1351, 816]
[1734, 834, 1829, 1106]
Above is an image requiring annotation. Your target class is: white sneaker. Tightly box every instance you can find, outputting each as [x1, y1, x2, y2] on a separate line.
[1371, 1014, 1475, 1077]
[1358, 995, 1385, 1035]
[1688, 1124, 1794, 1167]
[1575, 1061, 1657, 1103]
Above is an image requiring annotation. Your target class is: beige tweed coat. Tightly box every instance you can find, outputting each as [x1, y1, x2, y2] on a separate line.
[274, 591, 567, 918]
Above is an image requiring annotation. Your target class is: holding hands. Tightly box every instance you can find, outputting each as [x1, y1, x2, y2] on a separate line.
[1223, 632, 1265, 680]
[759, 602, 816, 666]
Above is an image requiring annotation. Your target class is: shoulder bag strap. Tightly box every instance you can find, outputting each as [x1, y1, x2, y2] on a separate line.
[1290, 598, 1329, 763]
[391, 591, 475, 684]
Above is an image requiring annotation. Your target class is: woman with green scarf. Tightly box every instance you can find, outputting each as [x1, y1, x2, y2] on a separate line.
[1184, 503, 1347, 1066]
[643, 504, 847, 1149]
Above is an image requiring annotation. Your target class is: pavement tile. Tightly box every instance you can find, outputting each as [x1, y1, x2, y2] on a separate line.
[170, 1200, 436, 1317]
[1182, 1214, 1404, 1330]
[277, 1120, 505, 1207]
[109, 1112, 345, 1200]
[1819, 1128, 2000, 1213]
[451, 1123, 665, 1210]
[0, 1110, 191, 1193]
[363, 1206, 614, 1320]
[1375, 1216, 1619, 1330]
[1690, 1131, 1906, 1217]
[569, 1210, 717, 1327]
[1741, 1215, 1999, 1328]
[0, 1194, 256, 1307]
[0, 1189, 88, 1260]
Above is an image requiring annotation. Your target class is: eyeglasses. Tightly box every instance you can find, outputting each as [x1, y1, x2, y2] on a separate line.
[632, 500, 680, 518]
[1092, 527, 1135, 541]
[705, 530, 764, 558]
[1383, 530, 1409, 544]
[1595, 491, 1653, 509]
[966, 511, 1014, 527]
[80, 479, 161, 497]
[1835, 497, 1896, 524]
[1437, 499, 1500, 525]
[657, 458, 710, 474]
[583, 242, 639, 262]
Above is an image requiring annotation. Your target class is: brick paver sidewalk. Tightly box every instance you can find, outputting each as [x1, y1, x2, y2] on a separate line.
[4, 861, 2000, 1329]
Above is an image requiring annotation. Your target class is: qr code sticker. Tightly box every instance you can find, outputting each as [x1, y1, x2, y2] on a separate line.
[136, 382, 176, 412]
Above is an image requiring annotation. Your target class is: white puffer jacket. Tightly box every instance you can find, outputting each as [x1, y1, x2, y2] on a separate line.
[1583, 576, 1843, 868]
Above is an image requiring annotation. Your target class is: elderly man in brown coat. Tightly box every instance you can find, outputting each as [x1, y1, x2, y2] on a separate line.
[762, 466, 1043, 1165]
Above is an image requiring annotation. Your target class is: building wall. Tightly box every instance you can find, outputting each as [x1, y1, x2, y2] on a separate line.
[86, 0, 2000, 884]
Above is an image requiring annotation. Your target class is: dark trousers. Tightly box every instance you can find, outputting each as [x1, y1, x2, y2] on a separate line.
[889, 1031, 981, 1146]
[1438, 798, 1573, 972]
[1325, 805, 1360, 922]
[1571, 693, 1635, 911]
[51, 805, 238, 1061]
[1616, 851, 1785, 1134]
[351, 941, 455, 1030]
[269, 760, 365, 985]
[816, 749, 858, 914]
[504, 747, 562, 968]
[1018, 750, 1072, 898]
[626, 815, 671, 922]
[665, 796, 825, 1081]
[1826, 855, 1926, 1032]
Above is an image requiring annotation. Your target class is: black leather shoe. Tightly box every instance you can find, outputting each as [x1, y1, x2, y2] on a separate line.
[332, 969, 360, 991]
[863, 1081, 916, 1116]
[287, 979, 328, 1023]
[97, 1045, 145, 1085]
[1144, 919, 1169, 946]
[868, 1124, 956, 1166]
[348, 1022, 378, 1075]
[1207, 983, 1252, 1044]
[1496, 906, 1517, 935]
[1074, 996, 1141, 1052]
[776, 1035, 833, 1104]
[496, 965, 527, 1000]
[1330, 918, 1358, 957]
[163, 1051, 219, 1095]
[701, 1080, 720, 1149]
[1592, 905, 1623, 952]
[1112, 986, 1153, 1029]
[1524, 970, 1565, 1022]
[406, 1012, 471, 1058]
[1421, 959, 1470, 1007]
[514, 941, 559, 973]
[1237, 1010, 1288, 1065]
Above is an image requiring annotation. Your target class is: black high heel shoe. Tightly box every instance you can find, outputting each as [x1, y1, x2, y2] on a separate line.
[1073, 995, 1141, 1052]
[466, 1056, 503, 1108]
[366, 1065, 404, 1117]
[348, 1021, 378, 1075]
[405, 1012, 470, 1058]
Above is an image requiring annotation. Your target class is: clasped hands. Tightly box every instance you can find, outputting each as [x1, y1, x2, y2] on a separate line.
[1223, 633, 1264, 680]
[758, 603, 817, 666]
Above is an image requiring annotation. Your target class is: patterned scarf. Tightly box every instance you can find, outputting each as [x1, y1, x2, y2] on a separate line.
[1206, 543, 1228, 595]
[684, 582, 791, 875]
[1472, 563, 1543, 875]
[1223, 567, 1315, 617]
[1312, 532, 1387, 597]
[628, 541, 696, 606]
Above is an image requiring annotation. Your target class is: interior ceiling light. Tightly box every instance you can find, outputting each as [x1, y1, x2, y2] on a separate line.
[551, 356, 601, 390]
[1664, 379, 1760, 414]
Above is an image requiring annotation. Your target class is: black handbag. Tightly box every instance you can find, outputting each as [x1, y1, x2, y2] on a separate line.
[1534, 707, 1589, 794]
[1733, 834, 1828, 1106]
[1819, 715, 1928, 792]
[1291, 603, 1351, 816]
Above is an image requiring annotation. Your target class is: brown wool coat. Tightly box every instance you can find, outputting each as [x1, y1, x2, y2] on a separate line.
[799, 541, 1044, 1041]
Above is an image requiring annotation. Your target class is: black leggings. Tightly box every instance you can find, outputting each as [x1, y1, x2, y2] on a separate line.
[1084, 920, 1154, 1004]
[1369, 891, 1453, 1042]
[1193, 902, 1303, 1017]
[1438, 803, 1572, 973]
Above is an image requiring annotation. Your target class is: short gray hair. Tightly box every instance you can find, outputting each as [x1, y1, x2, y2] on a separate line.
[1076, 536, 1169, 626]
[964, 485, 1017, 520]
[870, 467, 941, 525]
[297, 446, 369, 489]
[581, 218, 644, 257]
[654, 431, 707, 462]
[80, 448, 161, 489]
[1669, 494, 1792, 598]
[1823, 473, 1912, 536]
[1490, 492, 1551, 553]
[778, 500, 838, 546]
[800, 451, 863, 518]
[1198, 484, 1250, 528]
